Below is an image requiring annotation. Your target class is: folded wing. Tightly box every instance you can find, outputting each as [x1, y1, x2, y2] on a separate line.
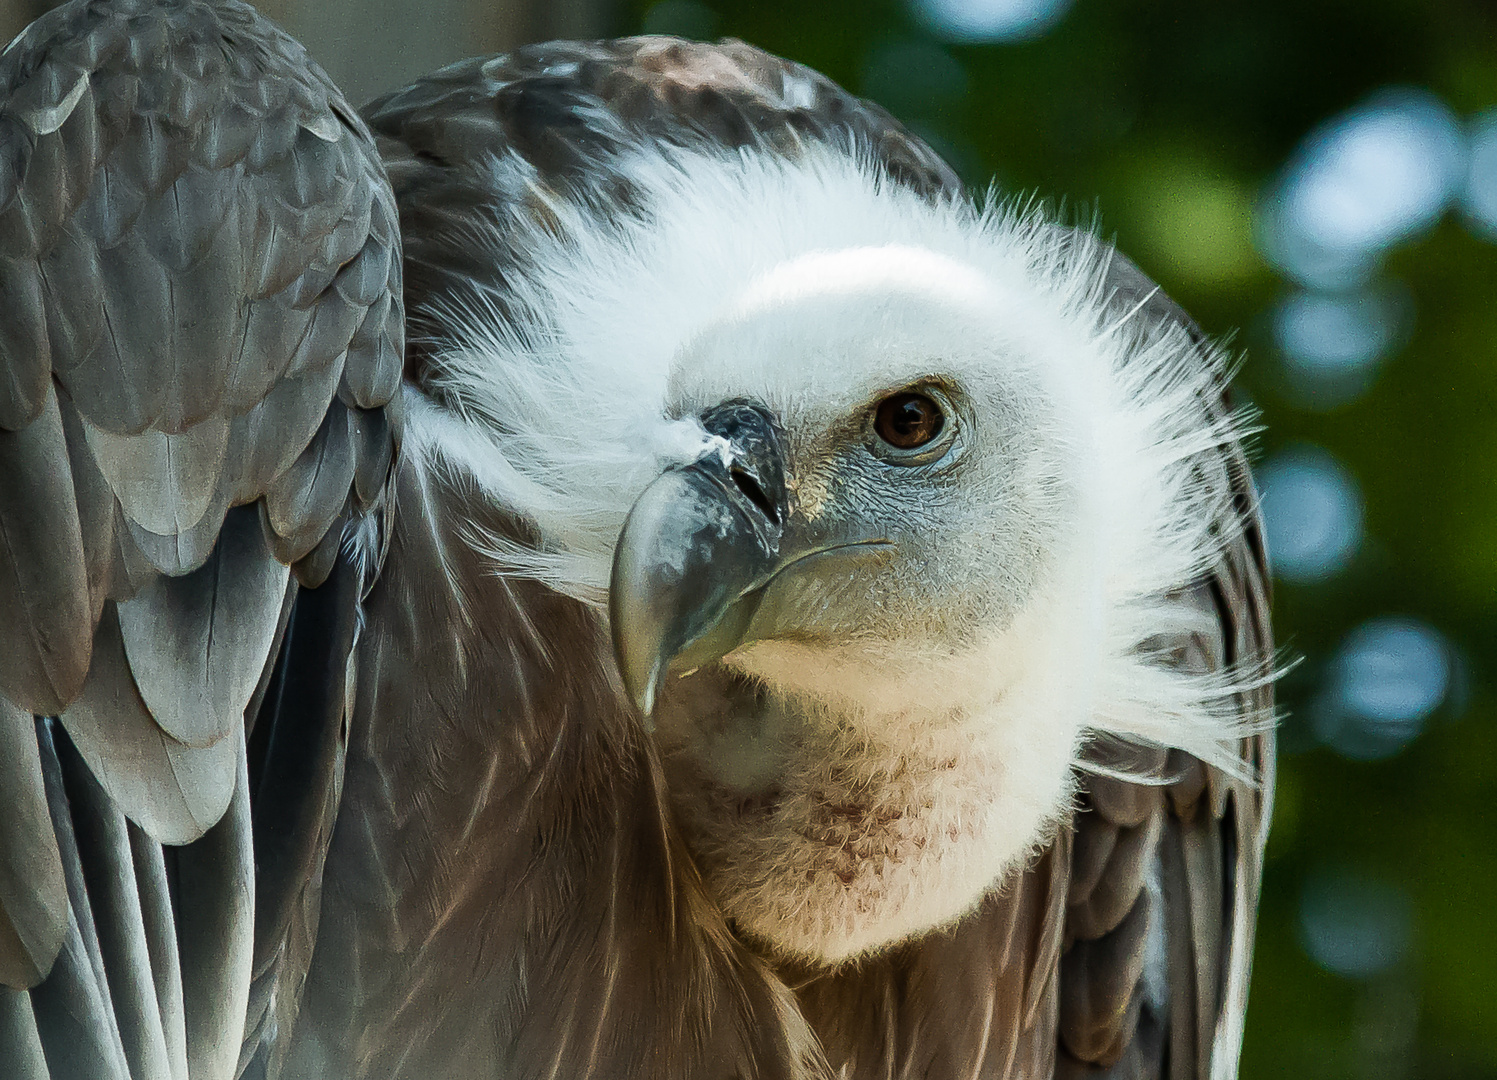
[0, 1, 402, 1077]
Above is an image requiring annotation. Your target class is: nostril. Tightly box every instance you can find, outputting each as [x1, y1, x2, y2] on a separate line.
[730, 466, 778, 524]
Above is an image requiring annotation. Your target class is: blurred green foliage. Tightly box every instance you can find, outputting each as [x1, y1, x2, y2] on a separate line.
[630, 1, 1497, 1076]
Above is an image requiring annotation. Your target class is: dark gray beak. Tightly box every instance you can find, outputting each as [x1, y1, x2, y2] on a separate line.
[610, 402, 788, 717]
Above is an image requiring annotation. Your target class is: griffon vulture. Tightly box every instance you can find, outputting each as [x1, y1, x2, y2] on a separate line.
[0, 2, 1275, 1078]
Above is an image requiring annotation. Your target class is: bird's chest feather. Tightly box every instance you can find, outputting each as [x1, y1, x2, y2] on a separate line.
[652, 662, 1081, 965]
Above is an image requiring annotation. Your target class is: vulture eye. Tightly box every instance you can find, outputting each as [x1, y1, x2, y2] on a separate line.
[873, 392, 945, 451]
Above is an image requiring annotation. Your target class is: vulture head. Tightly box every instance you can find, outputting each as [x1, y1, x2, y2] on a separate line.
[420, 143, 1250, 967]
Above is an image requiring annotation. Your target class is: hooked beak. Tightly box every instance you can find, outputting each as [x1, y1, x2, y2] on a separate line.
[610, 402, 786, 717]
[610, 402, 894, 719]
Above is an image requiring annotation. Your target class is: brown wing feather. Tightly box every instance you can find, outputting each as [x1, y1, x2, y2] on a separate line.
[278, 453, 827, 1079]
[1056, 258, 1275, 1080]
[0, 2, 403, 1078]
[791, 830, 1071, 1079]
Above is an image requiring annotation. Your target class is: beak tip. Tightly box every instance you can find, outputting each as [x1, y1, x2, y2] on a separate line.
[625, 661, 662, 731]
[637, 670, 658, 717]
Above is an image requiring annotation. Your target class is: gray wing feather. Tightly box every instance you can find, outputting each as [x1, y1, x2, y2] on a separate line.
[81, 414, 231, 537]
[0, 246, 51, 429]
[226, 360, 347, 507]
[0, 985, 51, 1079]
[341, 295, 403, 411]
[172, 746, 254, 1080]
[0, 5, 403, 1080]
[59, 746, 176, 1080]
[57, 389, 118, 624]
[122, 494, 233, 579]
[351, 406, 395, 508]
[117, 506, 291, 749]
[127, 826, 188, 1080]
[30, 915, 133, 1079]
[228, 298, 314, 412]
[0, 699, 68, 989]
[286, 502, 349, 589]
[35, 225, 106, 385]
[263, 398, 356, 563]
[33, 725, 133, 1079]
[60, 605, 241, 845]
[0, 387, 93, 716]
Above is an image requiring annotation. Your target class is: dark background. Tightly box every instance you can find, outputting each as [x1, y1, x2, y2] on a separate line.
[5, 0, 1492, 1075]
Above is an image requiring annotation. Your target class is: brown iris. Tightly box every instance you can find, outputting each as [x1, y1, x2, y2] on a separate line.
[873, 392, 945, 450]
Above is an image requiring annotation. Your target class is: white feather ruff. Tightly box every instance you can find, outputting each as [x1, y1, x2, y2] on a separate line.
[403, 140, 1269, 961]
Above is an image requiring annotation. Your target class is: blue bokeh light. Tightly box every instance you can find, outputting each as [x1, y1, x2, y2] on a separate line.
[1272, 286, 1410, 409]
[1257, 447, 1364, 582]
[1257, 90, 1465, 288]
[1299, 867, 1413, 978]
[1313, 618, 1451, 760]
[1463, 108, 1497, 238]
[910, 0, 1075, 43]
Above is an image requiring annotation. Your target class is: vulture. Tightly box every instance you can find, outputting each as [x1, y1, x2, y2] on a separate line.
[0, 1, 1276, 1078]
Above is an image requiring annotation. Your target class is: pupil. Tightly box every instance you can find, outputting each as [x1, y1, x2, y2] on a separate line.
[894, 400, 926, 435]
